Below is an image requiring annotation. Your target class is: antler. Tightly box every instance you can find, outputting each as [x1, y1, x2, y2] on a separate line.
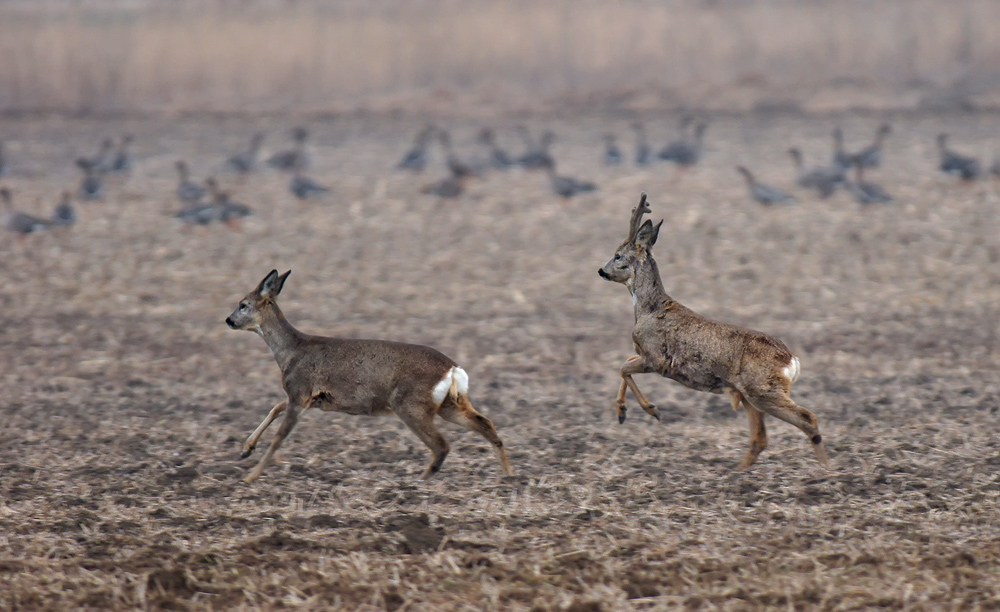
[627, 192, 651, 243]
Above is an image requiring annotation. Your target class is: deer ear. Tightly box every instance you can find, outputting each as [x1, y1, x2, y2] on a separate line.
[260, 270, 291, 299]
[635, 219, 662, 247]
[649, 220, 663, 246]
[274, 270, 291, 295]
[255, 270, 279, 296]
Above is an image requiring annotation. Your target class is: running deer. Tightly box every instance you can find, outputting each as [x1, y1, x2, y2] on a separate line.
[598, 194, 829, 469]
[226, 270, 514, 482]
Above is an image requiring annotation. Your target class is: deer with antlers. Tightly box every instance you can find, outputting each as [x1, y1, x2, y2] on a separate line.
[598, 194, 829, 469]
[226, 270, 514, 482]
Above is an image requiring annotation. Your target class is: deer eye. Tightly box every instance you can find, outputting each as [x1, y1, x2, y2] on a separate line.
[614, 253, 623, 262]
[240, 303, 248, 311]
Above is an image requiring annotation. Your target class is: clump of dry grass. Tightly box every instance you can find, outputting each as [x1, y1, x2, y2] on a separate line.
[0, 0, 999, 114]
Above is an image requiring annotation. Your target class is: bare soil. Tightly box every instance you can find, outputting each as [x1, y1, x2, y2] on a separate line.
[1, 112, 999, 611]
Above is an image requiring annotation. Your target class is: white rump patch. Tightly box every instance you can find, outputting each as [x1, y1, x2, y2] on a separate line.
[782, 356, 801, 384]
[431, 366, 470, 405]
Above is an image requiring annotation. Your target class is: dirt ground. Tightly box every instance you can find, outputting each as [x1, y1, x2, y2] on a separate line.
[1, 112, 999, 611]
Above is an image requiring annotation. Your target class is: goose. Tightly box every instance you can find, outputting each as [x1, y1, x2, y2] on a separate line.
[289, 171, 330, 201]
[206, 178, 252, 228]
[175, 161, 206, 204]
[397, 125, 435, 172]
[602, 134, 623, 166]
[657, 116, 693, 161]
[937, 134, 981, 181]
[174, 201, 218, 227]
[667, 123, 707, 168]
[477, 128, 514, 169]
[542, 158, 597, 199]
[52, 192, 76, 227]
[788, 148, 840, 198]
[217, 196, 253, 226]
[852, 123, 891, 168]
[267, 127, 309, 171]
[76, 158, 104, 201]
[517, 130, 555, 170]
[736, 166, 795, 205]
[0, 140, 7, 177]
[173, 179, 222, 227]
[2, 188, 51, 237]
[225, 133, 264, 175]
[845, 165, 892, 204]
[631, 122, 651, 166]
[108, 134, 133, 175]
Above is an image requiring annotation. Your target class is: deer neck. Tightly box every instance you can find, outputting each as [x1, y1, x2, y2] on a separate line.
[628, 256, 672, 318]
[257, 304, 304, 370]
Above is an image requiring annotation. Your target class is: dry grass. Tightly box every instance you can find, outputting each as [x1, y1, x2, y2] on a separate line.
[1, 111, 1000, 610]
[1, 0, 1000, 114]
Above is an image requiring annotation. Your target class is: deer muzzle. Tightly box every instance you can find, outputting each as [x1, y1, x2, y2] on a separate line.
[598, 268, 609, 279]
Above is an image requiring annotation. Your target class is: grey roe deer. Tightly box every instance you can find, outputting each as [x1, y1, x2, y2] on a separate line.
[598, 194, 828, 469]
[226, 270, 514, 482]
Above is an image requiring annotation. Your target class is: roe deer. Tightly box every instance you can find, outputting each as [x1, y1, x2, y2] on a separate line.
[226, 270, 513, 482]
[598, 194, 828, 470]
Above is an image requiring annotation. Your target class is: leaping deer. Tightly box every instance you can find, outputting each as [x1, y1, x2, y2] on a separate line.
[226, 270, 514, 482]
[598, 194, 829, 469]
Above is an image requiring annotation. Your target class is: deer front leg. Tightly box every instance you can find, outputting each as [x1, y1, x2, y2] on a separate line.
[617, 355, 658, 423]
[615, 378, 629, 424]
[244, 403, 300, 483]
[241, 401, 287, 459]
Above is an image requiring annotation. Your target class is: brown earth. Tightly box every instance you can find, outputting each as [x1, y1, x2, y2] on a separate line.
[1, 112, 999, 611]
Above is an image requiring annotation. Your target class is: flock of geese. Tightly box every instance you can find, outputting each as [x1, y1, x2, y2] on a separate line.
[0, 127, 333, 239]
[737, 124, 894, 205]
[2, 118, 999, 240]
[403, 120, 708, 200]
[737, 123, 1000, 206]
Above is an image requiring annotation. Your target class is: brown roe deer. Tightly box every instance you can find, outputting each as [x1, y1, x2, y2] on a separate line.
[226, 270, 513, 482]
[598, 194, 829, 469]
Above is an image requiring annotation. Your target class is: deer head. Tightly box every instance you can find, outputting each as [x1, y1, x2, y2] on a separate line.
[598, 193, 663, 284]
[226, 269, 291, 332]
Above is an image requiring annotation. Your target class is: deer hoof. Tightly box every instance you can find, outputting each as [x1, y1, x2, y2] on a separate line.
[617, 409, 627, 424]
[240, 446, 255, 460]
[648, 405, 659, 420]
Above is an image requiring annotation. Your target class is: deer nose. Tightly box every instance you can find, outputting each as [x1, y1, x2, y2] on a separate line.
[225, 316, 235, 328]
[598, 268, 609, 279]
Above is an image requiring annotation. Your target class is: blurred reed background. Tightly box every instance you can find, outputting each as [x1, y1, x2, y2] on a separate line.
[0, 0, 998, 115]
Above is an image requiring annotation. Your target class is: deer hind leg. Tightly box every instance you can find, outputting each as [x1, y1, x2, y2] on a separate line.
[730, 390, 768, 470]
[244, 403, 300, 483]
[438, 396, 514, 477]
[618, 355, 658, 423]
[743, 390, 828, 468]
[242, 400, 287, 459]
[397, 402, 450, 480]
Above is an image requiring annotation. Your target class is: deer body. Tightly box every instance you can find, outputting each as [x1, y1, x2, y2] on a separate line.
[628, 263, 799, 396]
[600, 195, 828, 470]
[227, 270, 513, 483]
